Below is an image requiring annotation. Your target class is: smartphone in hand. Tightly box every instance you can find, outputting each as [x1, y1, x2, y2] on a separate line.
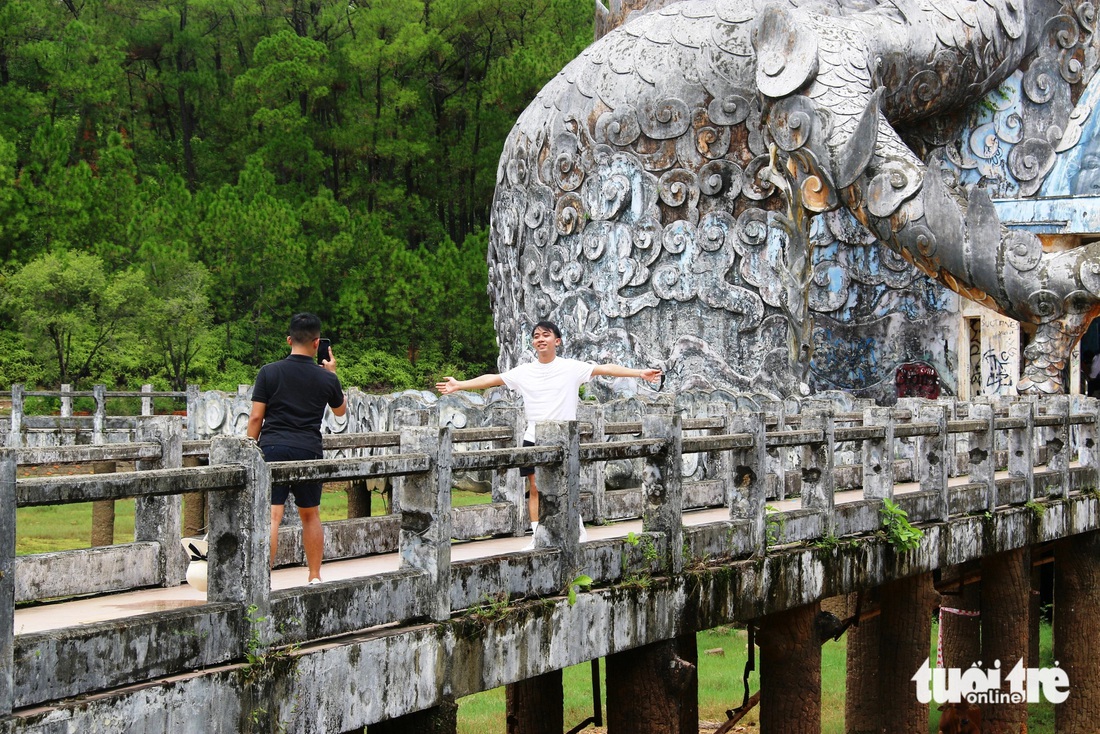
[317, 338, 332, 365]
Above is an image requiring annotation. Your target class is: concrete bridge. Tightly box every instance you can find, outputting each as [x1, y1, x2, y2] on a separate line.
[3, 394, 1100, 733]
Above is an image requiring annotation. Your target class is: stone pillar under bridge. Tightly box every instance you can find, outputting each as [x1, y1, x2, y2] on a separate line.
[605, 635, 699, 734]
[505, 670, 563, 734]
[757, 602, 822, 733]
[1055, 531, 1100, 733]
[981, 547, 1030, 733]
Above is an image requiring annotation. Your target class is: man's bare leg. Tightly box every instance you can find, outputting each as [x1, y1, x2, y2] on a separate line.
[527, 475, 539, 527]
[299, 505, 324, 582]
[269, 504, 284, 569]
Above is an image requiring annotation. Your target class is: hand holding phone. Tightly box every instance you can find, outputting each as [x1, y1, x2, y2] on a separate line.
[317, 338, 332, 365]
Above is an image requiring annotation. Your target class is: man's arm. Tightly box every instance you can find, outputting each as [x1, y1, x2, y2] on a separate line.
[436, 373, 506, 394]
[591, 364, 663, 383]
[332, 394, 347, 417]
[246, 402, 266, 440]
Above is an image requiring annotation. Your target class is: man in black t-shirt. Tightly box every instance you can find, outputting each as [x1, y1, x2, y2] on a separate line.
[247, 313, 346, 584]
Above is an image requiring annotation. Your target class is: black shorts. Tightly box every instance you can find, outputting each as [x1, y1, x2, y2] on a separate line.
[520, 439, 535, 477]
[262, 444, 323, 508]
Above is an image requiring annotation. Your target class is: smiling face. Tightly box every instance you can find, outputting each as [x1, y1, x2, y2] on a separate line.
[531, 325, 561, 363]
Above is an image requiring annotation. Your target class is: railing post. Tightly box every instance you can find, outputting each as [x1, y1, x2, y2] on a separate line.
[533, 420, 581, 586]
[208, 436, 271, 653]
[642, 413, 683, 575]
[8, 385, 21, 449]
[141, 384, 154, 417]
[490, 405, 528, 535]
[578, 402, 606, 525]
[93, 384, 106, 441]
[60, 384, 72, 418]
[763, 400, 787, 500]
[399, 426, 453, 622]
[968, 401, 998, 511]
[0, 448, 15, 716]
[915, 402, 950, 520]
[728, 409, 767, 556]
[861, 406, 896, 501]
[799, 407, 836, 538]
[1008, 400, 1036, 503]
[135, 417, 187, 586]
[1044, 395, 1071, 498]
[1070, 395, 1100, 477]
[393, 408, 435, 515]
[185, 384, 200, 439]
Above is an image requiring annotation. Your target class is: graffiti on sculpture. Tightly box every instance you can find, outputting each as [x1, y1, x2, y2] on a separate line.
[489, 0, 1099, 400]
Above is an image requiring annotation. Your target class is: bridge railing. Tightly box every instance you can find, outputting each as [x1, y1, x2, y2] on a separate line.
[3, 395, 1098, 714]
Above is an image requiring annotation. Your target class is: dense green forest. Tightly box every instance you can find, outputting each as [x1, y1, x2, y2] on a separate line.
[0, 0, 594, 393]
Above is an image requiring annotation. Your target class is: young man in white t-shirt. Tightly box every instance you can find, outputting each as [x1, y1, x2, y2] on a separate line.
[436, 321, 662, 541]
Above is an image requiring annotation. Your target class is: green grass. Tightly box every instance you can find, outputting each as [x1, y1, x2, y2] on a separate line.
[15, 486, 492, 555]
[457, 623, 1058, 734]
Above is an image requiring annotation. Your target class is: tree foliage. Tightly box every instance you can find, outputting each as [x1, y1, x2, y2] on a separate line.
[0, 0, 594, 390]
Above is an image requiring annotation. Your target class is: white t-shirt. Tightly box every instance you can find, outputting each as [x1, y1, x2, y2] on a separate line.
[501, 357, 596, 442]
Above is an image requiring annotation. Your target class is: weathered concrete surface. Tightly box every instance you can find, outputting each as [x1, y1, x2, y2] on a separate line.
[6, 494, 1100, 732]
[15, 544, 160, 603]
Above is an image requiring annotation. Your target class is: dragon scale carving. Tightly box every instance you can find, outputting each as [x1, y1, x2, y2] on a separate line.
[489, 0, 1099, 397]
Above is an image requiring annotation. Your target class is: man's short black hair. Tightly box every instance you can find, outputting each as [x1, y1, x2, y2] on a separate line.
[288, 312, 322, 346]
[531, 320, 562, 339]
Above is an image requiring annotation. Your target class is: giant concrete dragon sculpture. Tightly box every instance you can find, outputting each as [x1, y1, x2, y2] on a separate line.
[488, 0, 1099, 398]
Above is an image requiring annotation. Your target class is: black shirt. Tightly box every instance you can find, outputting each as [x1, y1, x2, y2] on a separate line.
[252, 354, 344, 454]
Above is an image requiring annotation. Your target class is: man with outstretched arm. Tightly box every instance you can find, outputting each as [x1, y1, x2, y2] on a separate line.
[436, 320, 661, 544]
[247, 313, 346, 584]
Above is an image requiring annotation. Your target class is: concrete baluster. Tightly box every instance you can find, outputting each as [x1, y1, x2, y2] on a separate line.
[185, 384, 200, 440]
[915, 402, 950, 521]
[93, 384, 106, 441]
[60, 384, 72, 419]
[1069, 395, 1100, 477]
[207, 436, 272, 655]
[642, 413, 683, 575]
[578, 402, 606, 525]
[533, 420, 581, 586]
[1008, 400, 1036, 503]
[799, 408, 836, 539]
[135, 417, 187, 586]
[728, 409, 767, 557]
[706, 402, 733, 507]
[1045, 395, 1071, 498]
[490, 405, 528, 535]
[0, 448, 15, 716]
[861, 406, 895, 501]
[398, 426, 453, 622]
[968, 401, 997, 511]
[8, 385, 22, 449]
[141, 384, 154, 417]
[392, 407, 435, 515]
[763, 400, 788, 500]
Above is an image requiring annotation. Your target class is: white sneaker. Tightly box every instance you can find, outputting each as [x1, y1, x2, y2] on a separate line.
[308, 577, 322, 585]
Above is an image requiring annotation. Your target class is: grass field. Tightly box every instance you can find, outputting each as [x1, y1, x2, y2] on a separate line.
[14, 486, 1057, 732]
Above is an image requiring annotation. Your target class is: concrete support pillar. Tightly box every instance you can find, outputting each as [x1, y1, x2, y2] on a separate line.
[758, 602, 821, 734]
[366, 696, 458, 734]
[981, 547, 1030, 732]
[938, 564, 981, 672]
[606, 635, 698, 734]
[844, 594, 881, 734]
[1054, 531, 1100, 733]
[506, 670, 563, 734]
[878, 573, 937, 733]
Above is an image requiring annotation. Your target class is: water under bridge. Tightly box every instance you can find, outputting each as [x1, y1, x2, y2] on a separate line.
[2, 393, 1099, 733]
